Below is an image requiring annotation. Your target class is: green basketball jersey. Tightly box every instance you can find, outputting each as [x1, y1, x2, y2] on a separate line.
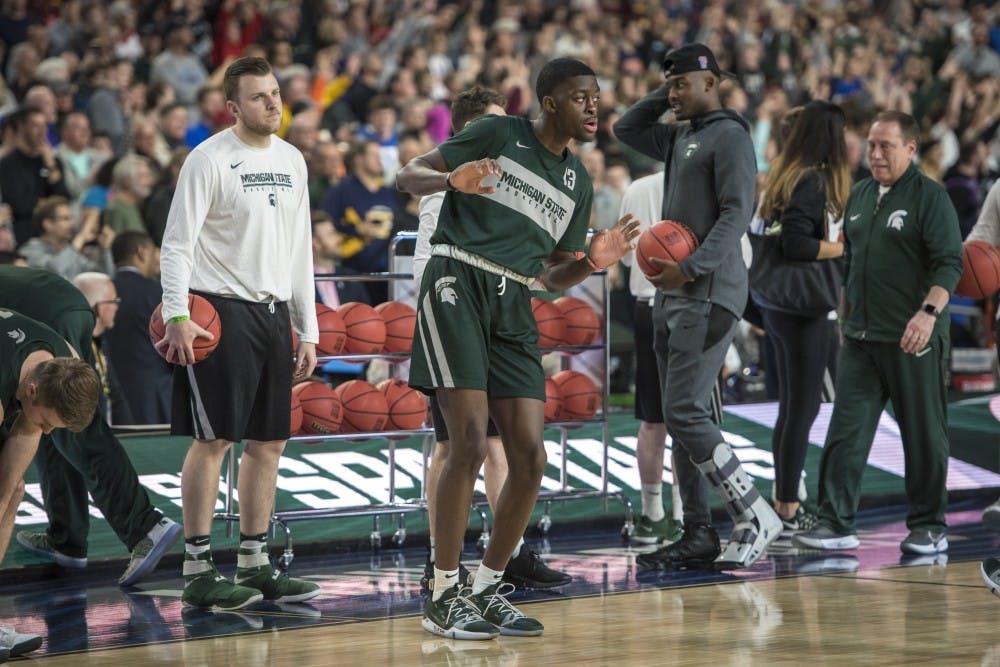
[0, 309, 73, 415]
[434, 115, 594, 278]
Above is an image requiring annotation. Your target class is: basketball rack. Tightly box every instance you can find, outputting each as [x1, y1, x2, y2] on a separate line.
[213, 233, 634, 568]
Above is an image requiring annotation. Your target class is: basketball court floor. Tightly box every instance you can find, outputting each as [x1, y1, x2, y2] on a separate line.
[3, 496, 998, 666]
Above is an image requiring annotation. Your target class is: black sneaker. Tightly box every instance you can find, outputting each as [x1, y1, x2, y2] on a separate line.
[503, 547, 572, 590]
[421, 556, 471, 595]
[635, 524, 721, 570]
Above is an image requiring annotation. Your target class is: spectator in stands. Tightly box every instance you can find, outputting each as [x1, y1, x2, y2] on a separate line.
[130, 116, 170, 169]
[185, 86, 225, 149]
[158, 103, 190, 152]
[56, 112, 107, 203]
[150, 24, 208, 107]
[105, 231, 172, 425]
[143, 148, 188, 247]
[285, 109, 321, 160]
[311, 210, 371, 308]
[307, 140, 344, 208]
[0, 207, 15, 252]
[105, 155, 153, 235]
[357, 95, 401, 183]
[18, 196, 112, 279]
[72, 272, 124, 425]
[22, 85, 59, 147]
[0, 107, 71, 245]
[321, 139, 400, 301]
[86, 59, 129, 156]
[944, 139, 988, 238]
[581, 148, 622, 231]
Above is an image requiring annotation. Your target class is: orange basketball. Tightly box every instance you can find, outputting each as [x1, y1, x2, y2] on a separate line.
[292, 380, 342, 434]
[338, 302, 386, 354]
[955, 240, 1000, 299]
[149, 294, 222, 363]
[544, 377, 563, 422]
[532, 297, 566, 348]
[554, 296, 601, 346]
[289, 389, 303, 435]
[377, 379, 427, 430]
[333, 380, 389, 433]
[375, 301, 416, 353]
[315, 303, 347, 355]
[636, 220, 699, 277]
[552, 370, 600, 421]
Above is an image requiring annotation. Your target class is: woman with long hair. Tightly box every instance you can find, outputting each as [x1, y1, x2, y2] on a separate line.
[751, 100, 851, 538]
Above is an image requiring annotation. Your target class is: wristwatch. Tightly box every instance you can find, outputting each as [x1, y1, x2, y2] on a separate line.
[921, 303, 940, 317]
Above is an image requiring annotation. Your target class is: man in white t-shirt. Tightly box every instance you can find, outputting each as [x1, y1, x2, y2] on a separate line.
[158, 57, 320, 611]
[414, 86, 571, 593]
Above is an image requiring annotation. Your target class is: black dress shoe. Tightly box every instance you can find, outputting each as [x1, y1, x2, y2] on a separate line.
[636, 524, 721, 570]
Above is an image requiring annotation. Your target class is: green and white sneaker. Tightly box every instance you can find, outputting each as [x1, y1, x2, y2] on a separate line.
[182, 565, 263, 611]
[467, 582, 544, 637]
[422, 584, 499, 640]
[235, 563, 320, 603]
[632, 515, 684, 545]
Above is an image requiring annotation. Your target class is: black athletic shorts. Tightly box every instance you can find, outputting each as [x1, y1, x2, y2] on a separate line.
[634, 299, 664, 424]
[429, 394, 500, 442]
[171, 291, 293, 442]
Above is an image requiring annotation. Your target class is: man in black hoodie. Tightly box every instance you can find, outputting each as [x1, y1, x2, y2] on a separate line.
[615, 44, 781, 570]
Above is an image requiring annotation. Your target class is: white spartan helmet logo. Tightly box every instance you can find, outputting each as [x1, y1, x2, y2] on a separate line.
[564, 168, 576, 190]
[435, 276, 458, 305]
[886, 209, 907, 231]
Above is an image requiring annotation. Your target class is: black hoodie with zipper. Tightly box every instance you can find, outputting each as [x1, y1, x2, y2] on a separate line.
[614, 86, 757, 318]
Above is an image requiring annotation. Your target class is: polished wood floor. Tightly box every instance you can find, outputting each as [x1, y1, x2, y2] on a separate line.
[16, 558, 998, 666]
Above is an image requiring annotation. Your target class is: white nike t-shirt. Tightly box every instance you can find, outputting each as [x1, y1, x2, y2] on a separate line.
[160, 128, 319, 343]
[413, 191, 444, 291]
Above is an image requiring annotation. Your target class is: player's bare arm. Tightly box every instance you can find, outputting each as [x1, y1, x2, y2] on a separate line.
[397, 148, 502, 197]
[540, 214, 640, 292]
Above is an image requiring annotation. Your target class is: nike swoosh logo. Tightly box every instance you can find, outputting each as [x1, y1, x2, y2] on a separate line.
[230, 161, 244, 169]
[849, 214, 861, 221]
[516, 141, 532, 149]
[916, 347, 931, 357]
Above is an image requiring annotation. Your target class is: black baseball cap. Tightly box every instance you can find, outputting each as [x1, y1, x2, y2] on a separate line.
[662, 43, 736, 79]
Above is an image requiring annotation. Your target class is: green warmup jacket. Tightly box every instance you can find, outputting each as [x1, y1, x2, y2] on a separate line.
[842, 162, 963, 343]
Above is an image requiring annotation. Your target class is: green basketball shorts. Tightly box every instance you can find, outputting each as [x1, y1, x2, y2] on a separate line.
[408, 255, 545, 401]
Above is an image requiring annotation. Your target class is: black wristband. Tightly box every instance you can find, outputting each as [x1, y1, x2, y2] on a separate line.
[922, 303, 939, 317]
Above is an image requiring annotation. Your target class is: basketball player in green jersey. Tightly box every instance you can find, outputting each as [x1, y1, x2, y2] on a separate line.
[398, 57, 640, 640]
[0, 309, 99, 661]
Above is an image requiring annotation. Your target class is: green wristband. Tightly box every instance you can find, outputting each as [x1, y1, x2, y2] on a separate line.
[167, 315, 191, 324]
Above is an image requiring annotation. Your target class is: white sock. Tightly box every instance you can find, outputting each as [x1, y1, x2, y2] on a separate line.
[642, 484, 665, 522]
[432, 567, 459, 601]
[429, 536, 436, 563]
[471, 563, 504, 595]
[511, 538, 524, 560]
[671, 483, 683, 521]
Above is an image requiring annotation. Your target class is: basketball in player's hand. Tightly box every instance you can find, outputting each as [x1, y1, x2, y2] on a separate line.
[149, 294, 221, 363]
[636, 220, 699, 277]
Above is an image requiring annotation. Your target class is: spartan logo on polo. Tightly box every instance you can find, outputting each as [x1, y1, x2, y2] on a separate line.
[435, 276, 458, 305]
[492, 156, 577, 242]
[683, 141, 700, 158]
[6, 328, 25, 344]
[887, 210, 908, 231]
